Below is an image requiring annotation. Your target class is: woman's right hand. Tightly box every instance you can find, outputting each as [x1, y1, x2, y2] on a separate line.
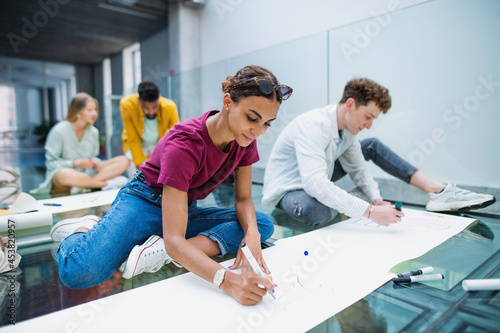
[73, 158, 94, 170]
[367, 205, 404, 226]
[220, 270, 275, 305]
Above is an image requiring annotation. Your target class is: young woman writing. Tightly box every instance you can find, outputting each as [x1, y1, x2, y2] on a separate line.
[50, 65, 292, 305]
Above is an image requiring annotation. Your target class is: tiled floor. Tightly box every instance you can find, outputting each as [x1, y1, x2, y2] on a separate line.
[1, 148, 500, 332]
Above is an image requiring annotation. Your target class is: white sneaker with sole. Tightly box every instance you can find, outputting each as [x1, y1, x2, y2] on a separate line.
[70, 187, 91, 195]
[50, 215, 99, 242]
[101, 175, 129, 191]
[426, 184, 496, 212]
[122, 235, 181, 279]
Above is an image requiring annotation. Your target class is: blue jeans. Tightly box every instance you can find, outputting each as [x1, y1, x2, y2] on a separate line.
[57, 171, 274, 289]
[278, 138, 418, 226]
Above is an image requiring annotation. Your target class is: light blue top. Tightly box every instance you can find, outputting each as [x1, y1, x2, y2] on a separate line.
[31, 121, 102, 194]
[141, 116, 159, 157]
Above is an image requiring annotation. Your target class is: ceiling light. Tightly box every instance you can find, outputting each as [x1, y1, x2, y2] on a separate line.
[108, 0, 138, 7]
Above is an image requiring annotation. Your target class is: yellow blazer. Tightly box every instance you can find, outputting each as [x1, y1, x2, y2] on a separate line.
[121, 94, 179, 166]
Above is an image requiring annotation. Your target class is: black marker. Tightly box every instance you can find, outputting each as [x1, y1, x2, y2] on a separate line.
[397, 266, 433, 278]
[393, 273, 444, 284]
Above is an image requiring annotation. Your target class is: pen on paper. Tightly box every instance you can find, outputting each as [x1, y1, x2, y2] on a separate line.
[240, 243, 277, 299]
[84, 195, 100, 203]
[43, 203, 62, 206]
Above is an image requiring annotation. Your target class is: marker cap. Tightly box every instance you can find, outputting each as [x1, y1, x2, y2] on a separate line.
[462, 279, 500, 291]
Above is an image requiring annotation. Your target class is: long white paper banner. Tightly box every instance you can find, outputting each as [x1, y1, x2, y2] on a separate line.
[3, 209, 475, 332]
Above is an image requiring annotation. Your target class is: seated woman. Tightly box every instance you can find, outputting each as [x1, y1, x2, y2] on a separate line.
[49, 65, 292, 305]
[31, 93, 130, 194]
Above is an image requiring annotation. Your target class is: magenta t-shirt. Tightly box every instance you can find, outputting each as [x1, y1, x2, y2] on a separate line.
[140, 110, 259, 200]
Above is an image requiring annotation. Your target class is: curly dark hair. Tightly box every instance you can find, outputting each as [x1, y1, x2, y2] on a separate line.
[138, 81, 160, 102]
[339, 78, 391, 113]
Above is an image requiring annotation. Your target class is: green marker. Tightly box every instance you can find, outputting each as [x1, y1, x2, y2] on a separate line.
[395, 201, 403, 211]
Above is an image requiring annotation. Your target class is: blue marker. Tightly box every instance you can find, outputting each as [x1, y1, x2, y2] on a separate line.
[44, 203, 62, 206]
[395, 201, 403, 211]
[304, 251, 309, 256]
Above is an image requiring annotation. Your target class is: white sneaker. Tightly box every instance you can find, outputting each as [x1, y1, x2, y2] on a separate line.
[122, 235, 181, 279]
[101, 175, 129, 191]
[0, 237, 21, 273]
[50, 215, 99, 242]
[70, 187, 91, 195]
[426, 184, 496, 212]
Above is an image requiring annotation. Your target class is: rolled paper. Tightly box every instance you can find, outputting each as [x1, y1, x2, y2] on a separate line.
[9, 192, 42, 213]
[462, 279, 500, 291]
[0, 211, 53, 232]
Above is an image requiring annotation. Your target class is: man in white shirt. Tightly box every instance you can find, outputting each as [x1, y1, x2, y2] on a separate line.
[262, 78, 495, 226]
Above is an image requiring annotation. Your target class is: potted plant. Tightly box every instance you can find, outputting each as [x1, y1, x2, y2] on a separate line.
[32, 120, 57, 145]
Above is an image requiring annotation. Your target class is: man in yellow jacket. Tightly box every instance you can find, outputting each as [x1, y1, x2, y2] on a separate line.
[120, 81, 179, 167]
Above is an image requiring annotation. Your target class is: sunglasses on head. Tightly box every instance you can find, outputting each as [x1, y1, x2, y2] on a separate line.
[228, 77, 293, 101]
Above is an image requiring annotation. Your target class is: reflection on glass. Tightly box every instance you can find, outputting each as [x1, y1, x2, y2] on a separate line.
[336, 299, 388, 333]
[0, 57, 76, 194]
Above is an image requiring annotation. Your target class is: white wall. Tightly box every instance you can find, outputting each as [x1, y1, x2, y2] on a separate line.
[195, 0, 429, 72]
[328, 0, 500, 188]
[173, 0, 499, 188]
